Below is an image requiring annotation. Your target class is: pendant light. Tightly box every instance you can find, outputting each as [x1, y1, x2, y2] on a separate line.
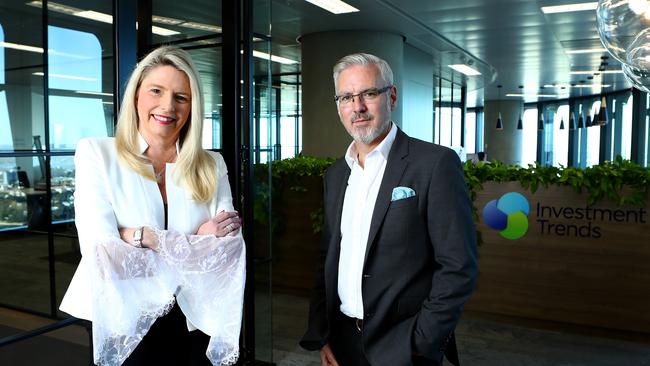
[560, 117, 565, 130]
[496, 85, 503, 130]
[578, 105, 585, 128]
[577, 82, 585, 128]
[517, 86, 523, 130]
[596, 95, 608, 126]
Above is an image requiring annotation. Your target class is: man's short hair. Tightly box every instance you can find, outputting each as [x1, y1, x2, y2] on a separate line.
[333, 53, 394, 91]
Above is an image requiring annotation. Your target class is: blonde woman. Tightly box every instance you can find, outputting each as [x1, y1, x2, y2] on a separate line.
[60, 46, 245, 366]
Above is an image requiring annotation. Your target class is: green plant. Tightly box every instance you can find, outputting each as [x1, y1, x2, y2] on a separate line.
[253, 155, 334, 234]
[463, 155, 650, 206]
[254, 155, 650, 244]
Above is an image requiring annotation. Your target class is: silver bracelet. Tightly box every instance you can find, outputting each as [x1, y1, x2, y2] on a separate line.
[133, 226, 144, 248]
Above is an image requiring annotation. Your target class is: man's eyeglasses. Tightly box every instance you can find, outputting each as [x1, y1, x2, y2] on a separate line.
[334, 85, 392, 106]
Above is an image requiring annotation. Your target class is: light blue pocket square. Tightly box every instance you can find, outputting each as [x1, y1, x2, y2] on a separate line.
[391, 186, 416, 201]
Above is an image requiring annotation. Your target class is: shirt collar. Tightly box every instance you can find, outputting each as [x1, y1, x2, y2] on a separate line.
[344, 122, 397, 169]
[137, 132, 181, 156]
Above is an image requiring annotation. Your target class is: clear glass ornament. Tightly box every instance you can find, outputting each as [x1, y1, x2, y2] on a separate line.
[626, 27, 650, 69]
[597, 0, 650, 63]
[597, 0, 650, 91]
[622, 63, 650, 92]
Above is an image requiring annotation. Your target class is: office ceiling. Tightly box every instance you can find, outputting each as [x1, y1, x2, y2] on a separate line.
[2, 0, 633, 110]
[267, 0, 632, 106]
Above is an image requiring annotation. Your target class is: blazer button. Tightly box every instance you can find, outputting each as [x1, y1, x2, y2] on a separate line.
[365, 312, 373, 318]
[363, 274, 372, 278]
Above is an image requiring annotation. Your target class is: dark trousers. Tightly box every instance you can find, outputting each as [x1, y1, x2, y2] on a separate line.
[329, 311, 442, 366]
[120, 302, 212, 366]
[329, 311, 371, 366]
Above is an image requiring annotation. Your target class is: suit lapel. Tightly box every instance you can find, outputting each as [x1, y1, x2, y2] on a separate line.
[331, 164, 350, 246]
[325, 161, 350, 296]
[364, 129, 410, 263]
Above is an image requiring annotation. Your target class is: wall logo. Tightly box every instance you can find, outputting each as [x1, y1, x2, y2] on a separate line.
[483, 192, 530, 240]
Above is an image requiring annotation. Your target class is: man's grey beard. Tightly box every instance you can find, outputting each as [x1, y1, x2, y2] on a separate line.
[349, 113, 391, 145]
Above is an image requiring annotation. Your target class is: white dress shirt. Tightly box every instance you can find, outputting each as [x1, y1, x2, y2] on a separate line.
[338, 123, 397, 319]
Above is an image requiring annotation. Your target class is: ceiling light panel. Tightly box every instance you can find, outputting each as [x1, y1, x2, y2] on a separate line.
[303, 0, 359, 14]
[544, 83, 611, 88]
[1, 41, 44, 53]
[541, 2, 598, 14]
[569, 70, 624, 74]
[179, 22, 222, 33]
[506, 93, 559, 98]
[565, 48, 607, 54]
[448, 64, 482, 76]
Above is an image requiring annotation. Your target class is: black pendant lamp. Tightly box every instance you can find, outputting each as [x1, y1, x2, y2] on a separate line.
[560, 117, 565, 130]
[596, 95, 608, 126]
[496, 85, 503, 130]
[578, 112, 585, 128]
[516, 86, 523, 130]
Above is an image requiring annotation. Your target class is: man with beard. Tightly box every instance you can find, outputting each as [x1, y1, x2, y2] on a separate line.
[300, 53, 478, 366]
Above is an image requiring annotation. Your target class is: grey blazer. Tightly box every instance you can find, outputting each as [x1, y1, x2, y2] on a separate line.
[301, 128, 478, 366]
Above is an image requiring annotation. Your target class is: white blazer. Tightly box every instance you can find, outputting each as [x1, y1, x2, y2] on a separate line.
[60, 136, 237, 321]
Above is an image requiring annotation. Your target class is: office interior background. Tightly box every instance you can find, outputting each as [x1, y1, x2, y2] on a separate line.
[1, 0, 650, 365]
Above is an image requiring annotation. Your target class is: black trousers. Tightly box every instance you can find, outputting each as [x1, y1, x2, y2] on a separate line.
[329, 312, 371, 366]
[119, 302, 212, 366]
[329, 311, 441, 366]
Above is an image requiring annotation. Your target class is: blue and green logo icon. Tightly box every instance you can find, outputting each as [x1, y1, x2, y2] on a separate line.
[482, 192, 530, 240]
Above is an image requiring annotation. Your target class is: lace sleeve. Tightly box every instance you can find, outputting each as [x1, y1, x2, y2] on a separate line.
[90, 230, 245, 366]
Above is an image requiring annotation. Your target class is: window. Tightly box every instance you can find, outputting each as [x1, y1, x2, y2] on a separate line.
[586, 100, 601, 167]
[521, 108, 538, 166]
[465, 111, 476, 154]
[48, 26, 109, 150]
[0, 26, 11, 151]
[553, 105, 569, 167]
[621, 94, 633, 160]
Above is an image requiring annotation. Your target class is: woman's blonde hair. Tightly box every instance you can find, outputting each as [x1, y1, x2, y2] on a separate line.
[115, 45, 217, 202]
